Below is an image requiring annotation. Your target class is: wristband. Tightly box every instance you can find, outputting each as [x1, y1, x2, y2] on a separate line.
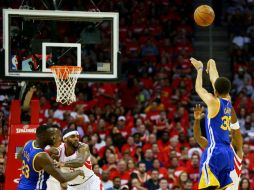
[230, 121, 240, 130]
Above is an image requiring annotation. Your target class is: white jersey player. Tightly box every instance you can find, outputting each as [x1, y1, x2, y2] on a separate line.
[47, 129, 103, 190]
[229, 144, 242, 189]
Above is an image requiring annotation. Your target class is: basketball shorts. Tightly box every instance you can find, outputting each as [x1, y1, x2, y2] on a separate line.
[198, 145, 234, 189]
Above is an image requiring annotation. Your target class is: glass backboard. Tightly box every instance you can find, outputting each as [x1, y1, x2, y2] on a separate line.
[3, 9, 119, 80]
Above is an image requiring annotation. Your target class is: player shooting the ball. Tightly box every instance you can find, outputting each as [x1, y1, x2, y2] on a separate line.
[193, 104, 243, 189]
[190, 57, 239, 189]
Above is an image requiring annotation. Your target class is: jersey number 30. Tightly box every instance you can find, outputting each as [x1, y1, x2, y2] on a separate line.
[221, 116, 231, 131]
[21, 160, 30, 178]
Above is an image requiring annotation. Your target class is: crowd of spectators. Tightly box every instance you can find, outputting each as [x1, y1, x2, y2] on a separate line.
[226, 0, 254, 189]
[0, 0, 253, 190]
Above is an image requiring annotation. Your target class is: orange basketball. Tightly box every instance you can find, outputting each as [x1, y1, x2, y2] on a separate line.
[194, 5, 215, 27]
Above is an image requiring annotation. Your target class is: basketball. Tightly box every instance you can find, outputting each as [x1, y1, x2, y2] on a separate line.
[194, 5, 215, 27]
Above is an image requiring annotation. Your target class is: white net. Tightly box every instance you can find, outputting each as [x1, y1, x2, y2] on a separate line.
[51, 66, 82, 105]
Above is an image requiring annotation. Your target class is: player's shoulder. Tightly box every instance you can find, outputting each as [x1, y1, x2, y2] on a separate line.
[24, 140, 33, 148]
[204, 93, 218, 106]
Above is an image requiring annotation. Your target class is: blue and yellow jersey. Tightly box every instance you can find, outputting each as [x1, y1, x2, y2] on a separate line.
[17, 140, 50, 190]
[199, 98, 234, 189]
[205, 98, 232, 146]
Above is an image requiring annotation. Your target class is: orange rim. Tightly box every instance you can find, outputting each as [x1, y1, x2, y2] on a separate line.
[50, 66, 82, 80]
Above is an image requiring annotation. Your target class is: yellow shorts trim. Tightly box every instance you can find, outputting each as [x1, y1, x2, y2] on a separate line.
[218, 182, 234, 190]
[198, 165, 220, 189]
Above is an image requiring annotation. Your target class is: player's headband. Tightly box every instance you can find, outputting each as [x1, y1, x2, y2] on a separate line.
[63, 130, 79, 139]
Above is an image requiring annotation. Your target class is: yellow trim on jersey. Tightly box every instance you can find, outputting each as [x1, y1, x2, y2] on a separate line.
[32, 141, 42, 150]
[208, 98, 220, 118]
[32, 152, 46, 172]
[198, 166, 220, 189]
[218, 182, 234, 190]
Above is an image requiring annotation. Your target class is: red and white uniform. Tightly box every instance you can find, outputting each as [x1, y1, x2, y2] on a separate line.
[230, 144, 242, 190]
[47, 142, 103, 190]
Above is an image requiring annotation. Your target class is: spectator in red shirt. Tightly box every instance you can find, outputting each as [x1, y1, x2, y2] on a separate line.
[170, 157, 186, 177]
[117, 116, 131, 137]
[167, 167, 177, 189]
[155, 111, 172, 137]
[145, 101, 165, 122]
[177, 171, 189, 190]
[116, 159, 131, 185]
[98, 147, 115, 167]
[151, 158, 168, 179]
[142, 134, 157, 152]
[102, 153, 119, 180]
[122, 136, 136, 155]
[127, 159, 136, 173]
[118, 77, 140, 111]
[157, 131, 171, 166]
[186, 154, 199, 189]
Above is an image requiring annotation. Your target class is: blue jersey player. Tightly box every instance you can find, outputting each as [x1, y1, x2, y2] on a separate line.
[191, 58, 234, 190]
[17, 124, 84, 190]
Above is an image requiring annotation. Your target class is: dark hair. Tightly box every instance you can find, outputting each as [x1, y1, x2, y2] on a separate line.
[36, 124, 51, 137]
[159, 177, 168, 182]
[214, 77, 231, 95]
[68, 122, 77, 129]
[239, 177, 250, 190]
[113, 176, 121, 181]
[151, 168, 159, 172]
[63, 128, 77, 137]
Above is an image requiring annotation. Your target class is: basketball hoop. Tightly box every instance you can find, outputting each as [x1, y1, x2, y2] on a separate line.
[50, 66, 82, 105]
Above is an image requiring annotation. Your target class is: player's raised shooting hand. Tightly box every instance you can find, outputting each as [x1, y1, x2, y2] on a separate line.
[193, 104, 205, 120]
[28, 85, 37, 93]
[190, 57, 203, 71]
[206, 59, 216, 74]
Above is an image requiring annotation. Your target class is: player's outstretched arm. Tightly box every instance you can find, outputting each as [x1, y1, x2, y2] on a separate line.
[231, 107, 243, 159]
[190, 57, 216, 106]
[206, 59, 219, 92]
[62, 144, 90, 168]
[22, 86, 36, 111]
[36, 152, 84, 183]
[193, 104, 208, 149]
